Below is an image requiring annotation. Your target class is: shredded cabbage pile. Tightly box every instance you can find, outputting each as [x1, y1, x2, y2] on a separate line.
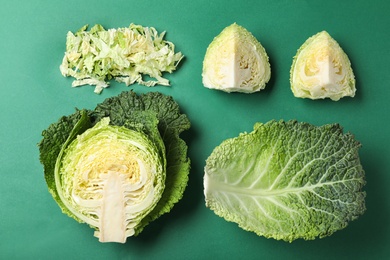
[60, 24, 184, 94]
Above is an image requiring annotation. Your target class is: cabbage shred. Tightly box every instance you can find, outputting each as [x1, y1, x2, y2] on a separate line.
[60, 24, 184, 94]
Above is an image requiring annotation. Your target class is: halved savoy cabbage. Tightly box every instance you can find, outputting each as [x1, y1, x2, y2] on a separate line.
[38, 91, 190, 243]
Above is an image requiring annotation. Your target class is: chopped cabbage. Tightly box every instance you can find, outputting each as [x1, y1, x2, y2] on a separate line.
[60, 24, 184, 94]
[39, 91, 191, 243]
[202, 23, 271, 93]
[204, 120, 366, 242]
[290, 31, 356, 101]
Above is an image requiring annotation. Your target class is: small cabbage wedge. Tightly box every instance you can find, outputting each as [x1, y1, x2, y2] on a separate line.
[204, 120, 365, 242]
[39, 91, 190, 243]
[202, 23, 271, 93]
[290, 31, 356, 101]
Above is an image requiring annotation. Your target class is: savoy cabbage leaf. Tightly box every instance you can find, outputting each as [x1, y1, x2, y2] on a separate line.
[204, 120, 365, 242]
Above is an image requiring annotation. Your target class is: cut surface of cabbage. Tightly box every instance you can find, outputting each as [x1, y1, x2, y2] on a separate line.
[56, 117, 165, 243]
[202, 23, 271, 93]
[290, 31, 355, 101]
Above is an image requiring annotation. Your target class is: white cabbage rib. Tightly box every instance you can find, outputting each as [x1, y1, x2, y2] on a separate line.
[55, 118, 165, 243]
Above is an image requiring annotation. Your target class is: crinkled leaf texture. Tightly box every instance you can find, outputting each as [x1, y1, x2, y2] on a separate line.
[38, 91, 190, 243]
[204, 120, 365, 242]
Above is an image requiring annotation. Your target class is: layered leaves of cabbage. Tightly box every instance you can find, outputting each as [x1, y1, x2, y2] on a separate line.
[202, 23, 271, 93]
[290, 31, 355, 101]
[39, 91, 190, 243]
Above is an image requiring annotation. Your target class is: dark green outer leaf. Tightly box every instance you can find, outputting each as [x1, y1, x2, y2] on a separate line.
[38, 110, 91, 220]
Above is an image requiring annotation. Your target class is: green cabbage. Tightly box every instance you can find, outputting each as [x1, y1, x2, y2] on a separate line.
[204, 120, 365, 242]
[38, 91, 190, 243]
[202, 23, 271, 93]
[60, 24, 184, 94]
[290, 31, 356, 101]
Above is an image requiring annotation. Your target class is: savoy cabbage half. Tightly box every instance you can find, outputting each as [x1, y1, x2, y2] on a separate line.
[204, 120, 365, 242]
[38, 91, 190, 243]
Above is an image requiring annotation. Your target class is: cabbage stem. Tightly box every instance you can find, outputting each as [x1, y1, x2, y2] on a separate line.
[97, 171, 126, 243]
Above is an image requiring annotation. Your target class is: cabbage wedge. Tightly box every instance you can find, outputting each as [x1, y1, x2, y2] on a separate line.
[290, 31, 356, 101]
[202, 23, 271, 93]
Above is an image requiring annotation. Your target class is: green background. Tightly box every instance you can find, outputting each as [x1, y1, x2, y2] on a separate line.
[1, 0, 389, 259]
